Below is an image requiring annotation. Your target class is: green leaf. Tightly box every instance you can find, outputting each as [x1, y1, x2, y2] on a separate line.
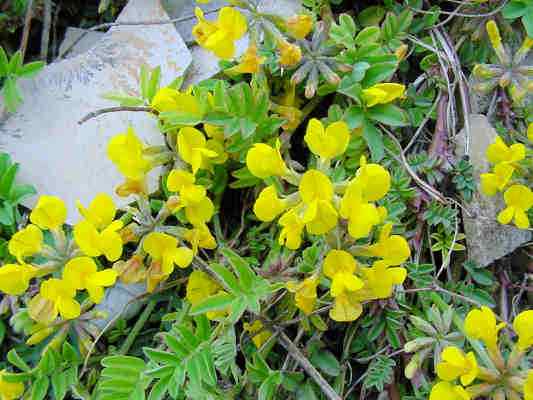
[0, 47, 8, 77]
[354, 26, 381, 46]
[358, 6, 386, 27]
[258, 372, 283, 400]
[140, 65, 149, 100]
[102, 92, 145, 107]
[362, 120, 384, 161]
[2, 76, 23, 113]
[367, 104, 408, 126]
[361, 62, 398, 86]
[32, 376, 50, 400]
[51, 371, 67, 400]
[148, 374, 170, 400]
[310, 350, 341, 377]
[522, 10, 533, 37]
[344, 106, 365, 129]
[221, 247, 254, 290]
[210, 262, 241, 293]
[189, 292, 235, 315]
[7, 51, 22, 74]
[0, 162, 19, 198]
[502, 1, 528, 19]
[363, 356, 395, 391]
[17, 61, 44, 78]
[0, 320, 5, 347]
[147, 66, 161, 101]
[7, 349, 30, 371]
[9, 184, 36, 204]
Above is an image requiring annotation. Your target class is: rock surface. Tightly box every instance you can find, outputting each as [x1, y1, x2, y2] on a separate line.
[0, 0, 191, 223]
[456, 114, 531, 266]
[92, 282, 147, 329]
[58, 27, 105, 58]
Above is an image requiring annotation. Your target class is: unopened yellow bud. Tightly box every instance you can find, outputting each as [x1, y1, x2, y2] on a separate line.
[286, 14, 313, 39]
[26, 327, 55, 345]
[395, 44, 408, 61]
[278, 40, 302, 67]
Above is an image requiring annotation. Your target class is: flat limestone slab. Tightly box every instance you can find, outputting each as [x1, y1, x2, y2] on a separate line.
[456, 114, 531, 266]
[58, 27, 105, 58]
[0, 0, 192, 223]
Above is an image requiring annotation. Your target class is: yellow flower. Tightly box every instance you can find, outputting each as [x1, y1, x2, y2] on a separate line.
[286, 14, 313, 39]
[74, 193, 124, 261]
[480, 162, 514, 196]
[354, 156, 391, 201]
[206, 138, 228, 164]
[36, 278, 81, 320]
[177, 127, 218, 174]
[277, 40, 302, 67]
[0, 263, 37, 295]
[226, 45, 265, 74]
[513, 310, 533, 351]
[361, 261, 407, 299]
[464, 306, 506, 351]
[429, 381, 471, 400]
[304, 118, 350, 160]
[151, 87, 202, 117]
[528, 122, 533, 142]
[30, 195, 67, 231]
[286, 276, 318, 315]
[183, 224, 217, 254]
[436, 347, 478, 386]
[0, 370, 24, 400]
[108, 127, 152, 181]
[246, 140, 288, 179]
[497, 184, 533, 229]
[243, 320, 272, 348]
[278, 208, 305, 249]
[143, 232, 194, 292]
[204, 124, 224, 142]
[525, 370, 533, 400]
[186, 270, 220, 306]
[299, 170, 338, 235]
[329, 292, 363, 322]
[8, 224, 43, 263]
[113, 255, 146, 284]
[361, 83, 405, 107]
[323, 249, 364, 297]
[363, 223, 411, 265]
[166, 169, 215, 227]
[253, 185, 288, 222]
[486, 136, 525, 165]
[192, 7, 247, 59]
[394, 43, 408, 61]
[63, 257, 117, 304]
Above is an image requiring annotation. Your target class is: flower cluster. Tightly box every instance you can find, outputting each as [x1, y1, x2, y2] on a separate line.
[430, 306, 533, 400]
[480, 129, 532, 229]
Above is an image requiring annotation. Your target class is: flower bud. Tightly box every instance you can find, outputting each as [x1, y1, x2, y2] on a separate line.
[403, 337, 435, 353]
[278, 40, 302, 67]
[26, 327, 56, 345]
[395, 44, 408, 61]
[286, 14, 313, 39]
[404, 355, 418, 379]
[113, 255, 146, 284]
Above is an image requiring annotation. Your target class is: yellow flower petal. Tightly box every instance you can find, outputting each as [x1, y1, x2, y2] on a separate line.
[323, 249, 357, 278]
[246, 141, 288, 179]
[299, 169, 333, 203]
[329, 293, 363, 322]
[430, 381, 471, 400]
[524, 370, 533, 400]
[286, 14, 313, 39]
[464, 306, 504, 351]
[8, 224, 43, 263]
[0, 263, 36, 295]
[253, 185, 287, 222]
[513, 310, 533, 351]
[278, 208, 304, 249]
[77, 193, 116, 230]
[0, 370, 25, 400]
[304, 118, 350, 160]
[30, 195, 67, 230]
[528, 122, 533, 142]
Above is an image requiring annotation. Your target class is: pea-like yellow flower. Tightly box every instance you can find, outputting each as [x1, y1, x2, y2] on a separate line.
[183, 224, 217, 254]
[361, 83, 406, 107]
[436, 347, 478, 386]
[186, 270, 227, 320]
[246, 140, 288, 179]
[8, 224, 42, 263]
[74, 193, 124, 261]
[286, 14, 313, 39]
[177, 127, 218, 174]
[63, 257, 117, 304]
[497, 184, 533, 229]
[299, 170, 338, 235]
[525, 370, 533, 400]
[363, 223, 411, 265]
[277, 40, 302, 67]
[113, 254, 146, 285]
[486, 136, 525, 165]
[340, 157, 391, 239]
[361, 260, 407, 299]
[143, 232, 194, 292]
[329, 293, 364, 322]
[108, 127, 152, 181]
[480, 162, 514, 196]
[429, 381, 471, 400]
[192, 7, 247, 59]
[34, 278, 81, 321]
[304, 118, 350, 160]
[464, 306, 506, 351]
[226, 45, 266, 74]
[243, 320, 272, 348]
[286, 276, 318, 315]
[0, 370, 25, 400]
[0, 263, 37, 295]
[253, 185, 288, 222]
[151, 87, 203, 117]
[528, 122, 533, 142]
[278, 208, 305, 249]
[30, 195, 67, 231]
[513, 310, 533, 351]
[166, 169, 215, 226]
[323, 249, 364, 297]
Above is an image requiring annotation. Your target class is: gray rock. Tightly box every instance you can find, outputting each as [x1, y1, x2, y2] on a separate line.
[456, 114, 531, 266]
[58, 27, 105, 58]
[0, 0, 192, 223]
[92, 282, 147, 329]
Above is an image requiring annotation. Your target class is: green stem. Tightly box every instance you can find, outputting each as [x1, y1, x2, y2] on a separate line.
[119, 299, 157, 355]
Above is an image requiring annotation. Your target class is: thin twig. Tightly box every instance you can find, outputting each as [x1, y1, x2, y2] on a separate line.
[119, 299, 158, 355]
[40, 0, 52, 61]
[277, 330, 342, 400]
[408, 1, 508, 18]
[19, 0, 34, 61]
[78, 106, 157, 124]
[404, 91, 441, 153]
